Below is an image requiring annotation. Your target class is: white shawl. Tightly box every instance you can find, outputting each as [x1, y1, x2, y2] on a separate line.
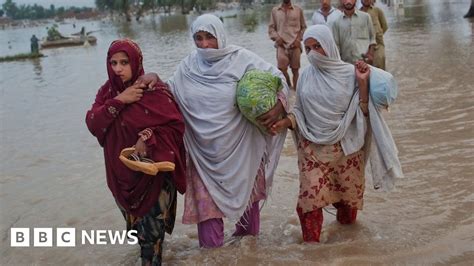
[293, 25, 403, 190]
[167, 14, 289, 220]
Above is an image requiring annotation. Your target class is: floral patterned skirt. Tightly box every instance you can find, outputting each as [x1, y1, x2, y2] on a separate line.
[295, 133, 366, 215]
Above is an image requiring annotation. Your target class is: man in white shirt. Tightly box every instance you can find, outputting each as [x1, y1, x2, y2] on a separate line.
[311, 0, 343, 26]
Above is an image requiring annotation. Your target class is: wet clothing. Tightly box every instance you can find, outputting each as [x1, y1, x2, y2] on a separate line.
[291, 25, 403, 242]
[197, 201, 261, 248]
[168, 14, 288, 222]
[295, 136, 364, 242]
[182, 160, 266, 224]
[168, 14, 289, 248]
[117, 178, 177, 265]
[295, 138, 365, 214]
[297, 202, 357, 242]
[86, 39, 186, 217]
[294, 125, 365, 243]
[86, 39, 186, 264]
[183, 155, 266, 248]
[297, 25, 402, 191]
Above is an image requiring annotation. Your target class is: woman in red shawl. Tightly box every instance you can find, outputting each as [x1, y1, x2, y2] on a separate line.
[85, 39, 186, 265]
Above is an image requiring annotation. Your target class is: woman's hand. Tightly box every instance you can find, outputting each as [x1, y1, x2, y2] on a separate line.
[134, 73, 159, 89]
[133, 138, 148, 158]
[257, 100, 285, 131]
[355, 60, 369, 73]
[355, 60, 370, 81]
[269, 117, 292, 135]
[115, 84, 143, 104]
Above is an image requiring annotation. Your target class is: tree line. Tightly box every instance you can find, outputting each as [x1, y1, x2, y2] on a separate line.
[1, 0, 94, 20]
[94, 0, 240, 21]
[0, 0, 235, 21]
[0, 0, 252, 21]
[96, 0, 474, 20]
[2, 0, 472, 21]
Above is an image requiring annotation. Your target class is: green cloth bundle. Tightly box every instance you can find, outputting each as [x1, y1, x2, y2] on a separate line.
[236, 69, 282, 133]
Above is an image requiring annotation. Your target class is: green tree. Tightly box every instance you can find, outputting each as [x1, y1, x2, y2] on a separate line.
[2, 0, 18, 18]
[194, 0, 214, 12]
[95, 0, 116, 12]
[136, 0, 158, 21]
[240, 0, 253, 8]
[31, 4, 46, 19]
[119, 0, 131, 21]
[57, 6, 65, 15]
[94, 0, 219, 20]
[143, 0, 158, 13]
[157, 0, 175, 14]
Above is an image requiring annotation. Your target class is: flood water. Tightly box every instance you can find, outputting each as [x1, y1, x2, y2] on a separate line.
[1, 0, 473, 264]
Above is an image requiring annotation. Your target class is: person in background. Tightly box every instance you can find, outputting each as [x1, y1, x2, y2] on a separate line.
[332, 0, 376, 64]
[30, 34, 39, 54]
[312, 0, 343, 27]
[85, 39, 186, 265]
[79, 26, 86, 41]
[338, 0, 362, 10]
[361, 0, 388, 69]
[268, 0, 307, 90]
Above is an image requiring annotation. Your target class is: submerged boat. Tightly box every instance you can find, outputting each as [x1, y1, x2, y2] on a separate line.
[40, 35, 97, 49]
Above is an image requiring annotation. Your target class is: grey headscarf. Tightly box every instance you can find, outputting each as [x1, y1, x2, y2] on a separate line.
[168, 14, 289, 220]
[293, 25, 403, 190]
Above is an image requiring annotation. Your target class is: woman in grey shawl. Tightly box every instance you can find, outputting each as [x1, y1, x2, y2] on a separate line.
[141, 14, 289, 248]
[271, 25, 403, 242]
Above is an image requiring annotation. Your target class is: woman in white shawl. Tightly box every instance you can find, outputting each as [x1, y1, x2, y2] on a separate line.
[143, 14, 289, 248]
[271, 25, 403, 242]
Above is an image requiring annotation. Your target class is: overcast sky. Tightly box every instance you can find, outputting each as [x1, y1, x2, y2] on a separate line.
[0, 0, 96, 8]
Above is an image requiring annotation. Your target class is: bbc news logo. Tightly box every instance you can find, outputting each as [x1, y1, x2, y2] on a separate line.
[10, 228, 138, 247]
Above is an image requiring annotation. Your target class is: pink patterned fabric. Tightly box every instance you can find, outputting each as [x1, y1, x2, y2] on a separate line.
[183, 160, 266, 224]
[296, 133, 365, 215]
